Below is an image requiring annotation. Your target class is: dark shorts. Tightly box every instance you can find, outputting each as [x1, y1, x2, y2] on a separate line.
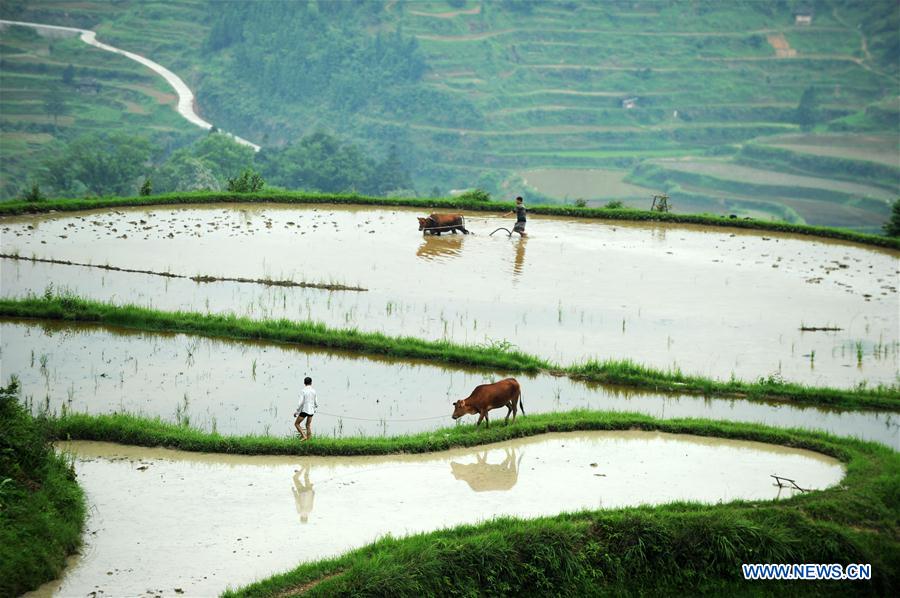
[513, 221, 526, 232]
[296, 412, 312, 419]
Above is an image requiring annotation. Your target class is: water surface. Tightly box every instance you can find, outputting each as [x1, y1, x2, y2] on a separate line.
[3, 321, 896, 447]
[2, 203, 898, 387]
[28, 433, 844, 597]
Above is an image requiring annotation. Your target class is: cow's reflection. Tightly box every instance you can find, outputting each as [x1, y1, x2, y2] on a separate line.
[416, 235, 465, 262]
[450, 448, 523, 492]
[292, 464, 315, 524]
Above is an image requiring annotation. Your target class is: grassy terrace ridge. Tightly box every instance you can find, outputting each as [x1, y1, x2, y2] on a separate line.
[0, 253, 368, 292]
[0, 381, 85, 597]
[1, 296, 898, 412]
[204, 416, 900, 596]
[0, 191, 897, 249]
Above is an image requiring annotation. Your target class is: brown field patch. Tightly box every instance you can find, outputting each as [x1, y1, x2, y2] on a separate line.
[410, 4, 481, 19]
[766, 33, 797, 58]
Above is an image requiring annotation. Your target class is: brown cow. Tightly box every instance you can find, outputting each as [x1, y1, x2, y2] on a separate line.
[451, 378, 524, 427]
[417, 213, 469, 235]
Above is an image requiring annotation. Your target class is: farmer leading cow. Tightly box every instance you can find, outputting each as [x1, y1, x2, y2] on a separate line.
[502, 196, 527, 237]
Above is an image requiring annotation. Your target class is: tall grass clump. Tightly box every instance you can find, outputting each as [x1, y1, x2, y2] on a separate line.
[0, 380, 85, 596]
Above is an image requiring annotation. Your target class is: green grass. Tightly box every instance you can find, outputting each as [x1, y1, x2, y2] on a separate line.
[205, 415, 898, 596]
[2, 295, 897, 412]
[0, 380, 85, 597]
[1, 191, 897, 248]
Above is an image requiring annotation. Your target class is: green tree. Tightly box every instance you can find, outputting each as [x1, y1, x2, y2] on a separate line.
[154, 156, 221, 193]
[257, 132, 371, 193]
[151, 133, 253, 193]
[61, 64, 75, 85]
[371, 144, 412, 195]
[43, 87, 67, 128]
[40, 134, 154, 196]
[884, 199, 900, 237]
[192, 133, 255, 181]
[139, 177, 152, 196]
[796, 86, 818, 131]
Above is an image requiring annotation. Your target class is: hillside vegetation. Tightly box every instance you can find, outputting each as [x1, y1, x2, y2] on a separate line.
[1, 0, 898, 231]
[0, 381, 85, 596]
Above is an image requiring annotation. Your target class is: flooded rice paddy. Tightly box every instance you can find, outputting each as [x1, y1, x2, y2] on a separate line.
[2, 321, 897, 447]
[520, 168, 654, 200]
[653, 159, 897, 201]
[28, 433, 843, 597]
[2, 204, 898, 388]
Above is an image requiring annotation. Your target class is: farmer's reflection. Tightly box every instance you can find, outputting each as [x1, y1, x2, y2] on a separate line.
[416, 234, 464, 262]
[292, 465, 315, 524]
[512, 236, 528, 277]
[450, 448, 523, 492]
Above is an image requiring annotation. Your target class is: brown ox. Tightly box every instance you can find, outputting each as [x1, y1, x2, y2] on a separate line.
[417, 213, 469, 235]
[451, 378, 523, 427]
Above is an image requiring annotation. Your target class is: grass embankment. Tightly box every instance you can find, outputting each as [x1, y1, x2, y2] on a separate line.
[2, 295, 897, 412]
[212, 417, 898, 596]
[1, 191, 897, 249]
[0, 381, 85, 597]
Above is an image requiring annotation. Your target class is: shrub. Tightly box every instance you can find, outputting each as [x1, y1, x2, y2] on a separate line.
[457, 188, 491, 202]
[605, 200, 624, 209]
[884, 199, 900, 237]
[227, 168, 265, 193]
[575, 198, 587, 208]
[22, 184, 44, 203]
[139, 177, 152, 196]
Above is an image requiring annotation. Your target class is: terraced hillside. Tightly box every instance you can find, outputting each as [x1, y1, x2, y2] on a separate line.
[0, 9, 205, 199]
[1, 0, 898, 230]
[394, 0, 899, 229]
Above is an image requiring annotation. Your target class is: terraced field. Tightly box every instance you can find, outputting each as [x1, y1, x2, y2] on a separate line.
[2, 199, 897, 595]
[0, 2, 206, 198]
[762, 132, 900, 166]
[394, 1, 898, 224]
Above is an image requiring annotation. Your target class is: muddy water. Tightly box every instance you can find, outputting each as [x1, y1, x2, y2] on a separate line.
[2, 204, 898, 387]
[3, 321, 897, 447]
[27, 433, 843, 597]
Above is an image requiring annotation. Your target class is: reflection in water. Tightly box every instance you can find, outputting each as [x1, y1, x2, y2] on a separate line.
[292, 465, 315, 523]
[450, 448, 524, 492]
[512, 236, 528, 277]
[416, 235, 465, 262]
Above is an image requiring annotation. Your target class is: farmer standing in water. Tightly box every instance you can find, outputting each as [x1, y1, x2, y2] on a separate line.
[294, 376, 318, 441]
[503, 196, 527, 236]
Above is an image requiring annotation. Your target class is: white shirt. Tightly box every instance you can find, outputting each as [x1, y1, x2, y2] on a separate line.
[298, 387, 318, 415]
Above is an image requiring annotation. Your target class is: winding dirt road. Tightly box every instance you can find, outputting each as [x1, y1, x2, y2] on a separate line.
[0, 19, 261, 151]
